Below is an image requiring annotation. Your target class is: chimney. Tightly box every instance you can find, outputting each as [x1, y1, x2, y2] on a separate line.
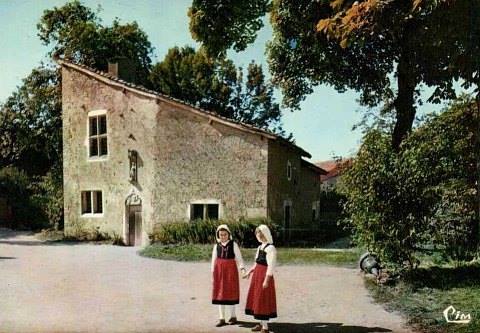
[108, 62, 119, 77]
[107, 57, 136, 83]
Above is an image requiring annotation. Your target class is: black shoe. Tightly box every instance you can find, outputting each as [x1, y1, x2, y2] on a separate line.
[228, 317, 237, 325]
[216, 319, 227, 327]
[251, 324, 262, 332]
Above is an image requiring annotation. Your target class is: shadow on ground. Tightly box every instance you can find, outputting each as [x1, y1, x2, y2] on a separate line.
[404, 265, 480, 290]
[238, 321, 392, 333]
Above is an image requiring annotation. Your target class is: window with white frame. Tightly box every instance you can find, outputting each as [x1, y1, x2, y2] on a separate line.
[88, 113, 108, 158]
[81, 191, 103, 215]
[287, 160, 292, 181]
[190, 203, 219, 221]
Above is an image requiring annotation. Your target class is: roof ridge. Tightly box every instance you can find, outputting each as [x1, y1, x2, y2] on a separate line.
[58, 59, 311, 158]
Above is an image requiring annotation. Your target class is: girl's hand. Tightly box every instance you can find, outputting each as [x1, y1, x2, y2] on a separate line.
[262, 279, 269, 289]
[243, 269, 253, 279]
[240, 268, 247, 278]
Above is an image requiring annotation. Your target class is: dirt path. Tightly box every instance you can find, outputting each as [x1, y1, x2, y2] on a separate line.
[0, 229, 413, 333]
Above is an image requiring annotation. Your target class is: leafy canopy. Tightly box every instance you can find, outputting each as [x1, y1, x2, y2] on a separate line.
[0, 65, 61, 175]
[37, 0, 154, 85]
[189, 0, 480, 149]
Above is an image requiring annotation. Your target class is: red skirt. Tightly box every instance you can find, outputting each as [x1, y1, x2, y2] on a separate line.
[212, 258, 239, 304]
[245, 264, 277, 320]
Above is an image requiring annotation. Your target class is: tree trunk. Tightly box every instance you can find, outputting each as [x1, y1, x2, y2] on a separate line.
[392, 56, 417, 152]
[476, 94, 480, 253]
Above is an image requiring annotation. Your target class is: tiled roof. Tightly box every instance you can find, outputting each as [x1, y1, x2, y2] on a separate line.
[58, 59, 311, 158]
[315, 159, 353, 181]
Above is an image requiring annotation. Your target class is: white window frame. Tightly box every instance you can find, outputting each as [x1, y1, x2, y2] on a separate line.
[188, 199, 223, 221]
[86, 109, 108, 162]
[80, 190, 104, 217]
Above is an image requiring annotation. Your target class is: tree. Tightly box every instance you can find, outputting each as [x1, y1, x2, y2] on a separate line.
[37, 0, 154, 85]
[189, 0, 480, 150]
[0, 65, 61, 175]
[149, 46, 286, 134]
[340, 96, 478, 270]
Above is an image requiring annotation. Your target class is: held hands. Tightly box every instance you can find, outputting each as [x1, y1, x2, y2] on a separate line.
[242, 268, 253, 279]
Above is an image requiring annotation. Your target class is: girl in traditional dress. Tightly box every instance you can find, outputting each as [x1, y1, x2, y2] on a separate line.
[211, 224, 246, 327]
[245, 224, 277, 333]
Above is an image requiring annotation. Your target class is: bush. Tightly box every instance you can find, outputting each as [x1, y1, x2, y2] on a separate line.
[0, 167, 48, 229]
[150, 218, 278, 247]
[30, 165, 64, 229]
[63, 220, 124, 244]
[340, 96, 478, 271]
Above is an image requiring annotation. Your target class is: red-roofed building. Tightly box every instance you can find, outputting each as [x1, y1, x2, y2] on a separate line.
[316, 159, 352, 191]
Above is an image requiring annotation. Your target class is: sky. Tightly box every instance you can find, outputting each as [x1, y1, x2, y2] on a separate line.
[0, 0, 455, 162]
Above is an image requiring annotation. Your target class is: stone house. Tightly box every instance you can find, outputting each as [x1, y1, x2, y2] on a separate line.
[60, 60, 326, 246]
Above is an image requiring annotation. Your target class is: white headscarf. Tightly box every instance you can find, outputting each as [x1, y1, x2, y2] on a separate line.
[257, 224, 273, 244]
[215, 224, 232, 242]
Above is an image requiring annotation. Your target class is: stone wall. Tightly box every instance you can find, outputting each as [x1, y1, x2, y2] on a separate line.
[62, 67, 158, 243]
[267, 140, 302, 227]
[151, 101, 269, 225]
[62, 66, 270, 243]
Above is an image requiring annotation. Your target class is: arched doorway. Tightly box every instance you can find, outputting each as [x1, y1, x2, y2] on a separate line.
[125, 192, 142, 246]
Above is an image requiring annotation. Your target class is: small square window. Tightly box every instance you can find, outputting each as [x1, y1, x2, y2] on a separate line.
[190, 203, 219, 221]
[81, 191, 103, 215]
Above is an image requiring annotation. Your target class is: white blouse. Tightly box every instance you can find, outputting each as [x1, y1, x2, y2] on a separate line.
[211, 241, 245, 272]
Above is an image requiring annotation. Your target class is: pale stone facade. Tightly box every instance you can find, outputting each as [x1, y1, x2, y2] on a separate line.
[61, 61, 325, 246]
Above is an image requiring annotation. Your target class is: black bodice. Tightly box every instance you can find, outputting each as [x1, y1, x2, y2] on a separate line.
[217, 240, 235, 259]
[255, 244, 271, 266]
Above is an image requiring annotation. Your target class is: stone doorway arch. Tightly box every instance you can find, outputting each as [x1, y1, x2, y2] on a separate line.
[125, 191, 142, 246]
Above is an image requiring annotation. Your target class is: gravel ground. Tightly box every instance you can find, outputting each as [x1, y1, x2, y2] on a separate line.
[0, 229, 414, 333]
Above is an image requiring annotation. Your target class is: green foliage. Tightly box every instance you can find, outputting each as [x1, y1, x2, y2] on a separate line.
[189, 0, 480, 149]
[64, 220, 123, 243]
[0, 166, 64, 230]
[149, 46, 286, 134]
[0, 65, 61, 174]
[30, 165, 64, 230]
[150, 218, 278, 248]
[340, 96, 478, 270]
[37, 0, 154, 85]
[341, 129, 425, 270]
[188, 0, 270, 57]
[0, 167, 48, 229]
[402, 97, 478, 263]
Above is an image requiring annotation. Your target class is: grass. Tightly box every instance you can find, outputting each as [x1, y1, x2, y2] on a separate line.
[365, 264, 480, 333]
[139, 243, 362, 267]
